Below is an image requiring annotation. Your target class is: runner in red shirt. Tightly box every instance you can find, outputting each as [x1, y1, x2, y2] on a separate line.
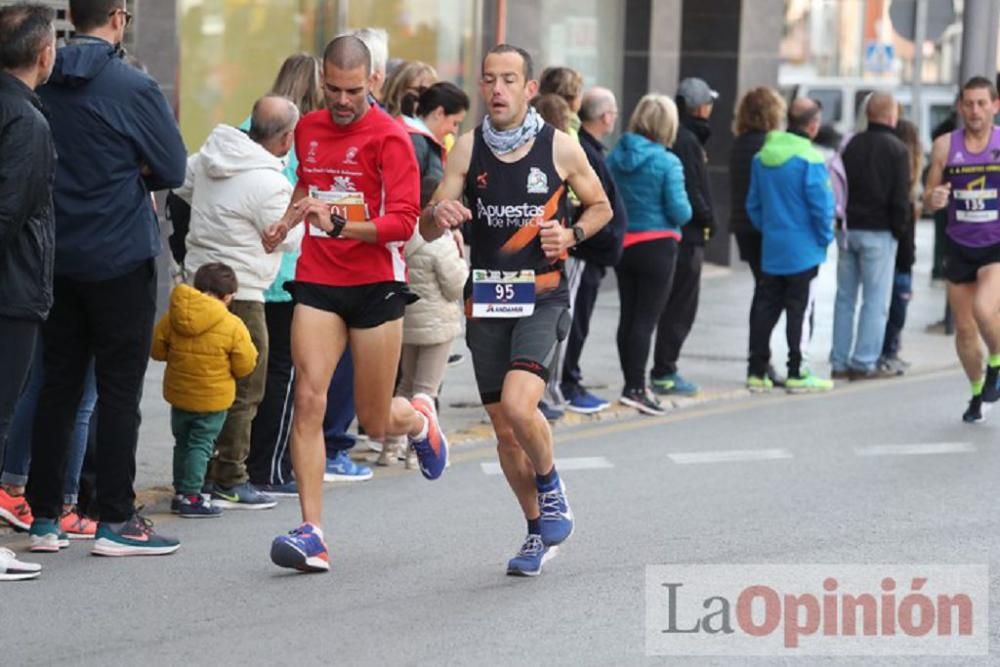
[262, 36, 447, 573]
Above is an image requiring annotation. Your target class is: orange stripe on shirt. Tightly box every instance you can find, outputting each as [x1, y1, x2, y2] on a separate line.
[500, 185, 565, 255]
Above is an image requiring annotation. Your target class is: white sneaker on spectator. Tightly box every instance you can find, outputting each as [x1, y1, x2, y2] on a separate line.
[0, 547, 41, 581]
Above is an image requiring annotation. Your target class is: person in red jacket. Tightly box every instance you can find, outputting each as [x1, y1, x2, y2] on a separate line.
[262, 35, 447, 573]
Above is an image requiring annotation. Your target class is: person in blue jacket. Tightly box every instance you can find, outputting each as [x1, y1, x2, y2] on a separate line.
[746, 97, 835, 393]
[26, 0, 187, 558]
[607, 94, 692, 416]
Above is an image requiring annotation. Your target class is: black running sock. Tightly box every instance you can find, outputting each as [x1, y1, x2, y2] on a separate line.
[536, 466, 560, 492]
[527, 517, 541, 535]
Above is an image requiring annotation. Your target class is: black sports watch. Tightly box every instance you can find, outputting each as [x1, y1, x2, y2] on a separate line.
[326, 212, 347, 238]
[571, 225, 586, 246]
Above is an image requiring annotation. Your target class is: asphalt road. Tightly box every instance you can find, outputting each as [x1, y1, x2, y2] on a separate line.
[2, 368, 998, 666]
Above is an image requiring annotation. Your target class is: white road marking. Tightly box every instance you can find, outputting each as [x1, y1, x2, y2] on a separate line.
[854, 442, 976, 457]
[667, 449, 793, 464]
[479, 456, 614, 475]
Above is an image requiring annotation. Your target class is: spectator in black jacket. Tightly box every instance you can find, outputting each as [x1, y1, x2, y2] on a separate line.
[651, 77, 718, 397]
[729, 86, 788, 386]
[560, 86, 627, 413]
[25, 0, 187, 558]
[830, 91, 909, 380]
[0, 2, 56, 582]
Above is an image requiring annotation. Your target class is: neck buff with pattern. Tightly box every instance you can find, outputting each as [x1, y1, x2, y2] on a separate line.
[482, 105, 544, 156]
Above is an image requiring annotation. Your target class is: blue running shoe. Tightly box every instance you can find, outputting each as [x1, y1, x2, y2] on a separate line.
[177, 493, 223, 519]
[92, 514, 179, 557]
[211, 482, 277, 510]
[651, 373, 699, 396]
[566, 390, 609, 414]
[538, 400, 564, 422]
[271, 524, 329, 573]
[538, 480, 574, 546]
[323, 450, 373, 482]
[507, 534, 558, 576]
[409, 393, 448, 480]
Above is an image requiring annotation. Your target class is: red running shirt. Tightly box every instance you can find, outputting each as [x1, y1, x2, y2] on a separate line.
[294, 107, 421, 286]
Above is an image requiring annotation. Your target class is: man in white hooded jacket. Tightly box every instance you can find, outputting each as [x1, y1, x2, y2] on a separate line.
[173, 95, 303, 509]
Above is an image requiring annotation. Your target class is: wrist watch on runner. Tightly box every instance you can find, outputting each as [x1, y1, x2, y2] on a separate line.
[325, 212, 347, 238]
[571, 225, 585, 246]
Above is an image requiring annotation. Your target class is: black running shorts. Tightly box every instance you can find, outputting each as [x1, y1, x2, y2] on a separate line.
[290, 280, 415, 329]
[943, 236, 1000, 284]
[466, 303, 571, 405]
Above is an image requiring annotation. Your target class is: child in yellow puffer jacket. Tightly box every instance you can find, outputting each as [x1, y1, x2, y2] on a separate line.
[151, 263, 258, 518]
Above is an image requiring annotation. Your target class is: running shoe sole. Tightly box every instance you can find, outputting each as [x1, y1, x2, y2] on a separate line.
[0, 569, 41, 581]
[619, 395, 666, 416]
[270, 540, 329, 573]
[565, 404, 606, 415]
[63, 532, 96, 540]
[91, 539, 180, 557]
[507, 546, 559, 577]
[178, 512, 223, 519]
[0, 507, 31, 531]
[210, 499, 277, 510]
[29, 535, 68, 553]
[323, 470, 374, 483]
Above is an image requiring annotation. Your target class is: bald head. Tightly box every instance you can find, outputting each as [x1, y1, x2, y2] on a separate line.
[323, 35, 371, 77]
[579, 86, 619, 139]
[249, 95, 299, 155]
[866, 92, 898, 127]
[788, 97, 821, 138]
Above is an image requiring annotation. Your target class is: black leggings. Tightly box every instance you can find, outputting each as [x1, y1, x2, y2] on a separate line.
[615, 238, 678, 392]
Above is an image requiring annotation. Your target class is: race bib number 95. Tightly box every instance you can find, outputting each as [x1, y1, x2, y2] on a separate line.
[471, 269, 535, 318]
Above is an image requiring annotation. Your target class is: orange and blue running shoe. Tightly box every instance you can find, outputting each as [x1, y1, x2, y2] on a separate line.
[270, 523, 330, 573]
[59, 507, 97, 539]
[409, 393, 448, 480]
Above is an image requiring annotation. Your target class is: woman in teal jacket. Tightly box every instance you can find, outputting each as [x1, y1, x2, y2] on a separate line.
[607, 94, 692, 416]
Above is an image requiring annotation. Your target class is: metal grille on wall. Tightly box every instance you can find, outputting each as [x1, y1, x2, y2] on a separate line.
[0, 0, 136, 51]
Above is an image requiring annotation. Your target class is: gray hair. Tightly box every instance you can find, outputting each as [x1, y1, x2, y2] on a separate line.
[248, 96, 300, 143]
[579, 87, 616, 123]
[0, 2, 54, 71]
[351, 27, 388, 76]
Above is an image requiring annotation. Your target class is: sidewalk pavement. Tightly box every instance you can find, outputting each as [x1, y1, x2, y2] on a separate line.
[5, 221, 957, 520]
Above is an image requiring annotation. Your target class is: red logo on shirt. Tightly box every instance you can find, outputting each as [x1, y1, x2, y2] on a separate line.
[477, 172, 488, 189]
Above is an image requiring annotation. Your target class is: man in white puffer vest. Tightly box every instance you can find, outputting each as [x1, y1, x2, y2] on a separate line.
[172, 95, 303, 510]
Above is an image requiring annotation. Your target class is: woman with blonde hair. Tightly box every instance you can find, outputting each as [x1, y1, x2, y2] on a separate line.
[606, 94, 692, 415]
[538, 66, 584, 136]
[382, 60, 438, 117]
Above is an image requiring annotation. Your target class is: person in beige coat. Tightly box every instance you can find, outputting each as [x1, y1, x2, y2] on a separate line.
[399, 228, 468, 397]
[380, 228, 467, 467]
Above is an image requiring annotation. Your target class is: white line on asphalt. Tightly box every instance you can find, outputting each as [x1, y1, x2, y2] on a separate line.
[479, 456, 614, 475]
[667, 449, 793, 464]
[854, 443, 977, 457]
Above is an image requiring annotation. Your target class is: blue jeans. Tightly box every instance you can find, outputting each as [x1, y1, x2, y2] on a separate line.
[323, 347, 356, 459]
[830, 230, 898, 372]
[1, 348, 97, 505]
[882, 271, 912, 359]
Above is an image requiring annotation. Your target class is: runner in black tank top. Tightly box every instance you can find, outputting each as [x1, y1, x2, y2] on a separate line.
[417, 44, 612, 577]
[463, 123, 571, 305]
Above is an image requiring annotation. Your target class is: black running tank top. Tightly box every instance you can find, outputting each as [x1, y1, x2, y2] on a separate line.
[463, 123, 570, 301]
